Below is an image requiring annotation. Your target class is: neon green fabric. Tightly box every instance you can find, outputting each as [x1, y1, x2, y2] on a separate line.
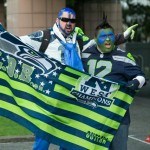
[0, 24, 135, 150]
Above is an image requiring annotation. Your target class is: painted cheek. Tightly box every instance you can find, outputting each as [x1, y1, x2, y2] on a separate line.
[97, 35, 105, 44]
[110, 35, 115, 43]
[97, 31, 106, 44]
[107, 31, 115, 43]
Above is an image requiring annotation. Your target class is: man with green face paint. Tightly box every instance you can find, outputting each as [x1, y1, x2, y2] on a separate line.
[96, 29, 115, 53]
[82, 17, 146, 150]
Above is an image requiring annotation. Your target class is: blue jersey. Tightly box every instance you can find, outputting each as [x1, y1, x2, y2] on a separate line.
[82, 45, 144, 83]
[82, 45, 145, 124]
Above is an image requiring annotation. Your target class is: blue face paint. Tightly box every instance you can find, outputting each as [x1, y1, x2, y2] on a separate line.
[57, 8, 76, 36]
[58, 8, 76, 18]
[97, 30, 115, 45]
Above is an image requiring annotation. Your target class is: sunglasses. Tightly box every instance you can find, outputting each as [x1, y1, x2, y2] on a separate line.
[59, 17, 76, 23]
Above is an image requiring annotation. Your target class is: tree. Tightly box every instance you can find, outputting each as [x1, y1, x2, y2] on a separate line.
[121, 0, 150, 42]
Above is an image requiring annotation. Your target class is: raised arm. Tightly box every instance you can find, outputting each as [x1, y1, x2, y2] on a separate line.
[75, 24, 138, 46]
[115, 24, 138, 45]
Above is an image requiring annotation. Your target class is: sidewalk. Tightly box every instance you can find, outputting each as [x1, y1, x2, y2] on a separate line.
[0, 135, 34, 143]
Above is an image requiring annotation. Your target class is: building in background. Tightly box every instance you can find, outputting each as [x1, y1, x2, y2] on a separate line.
[0, 0, 123, 37]
[0, 0, 6, 28]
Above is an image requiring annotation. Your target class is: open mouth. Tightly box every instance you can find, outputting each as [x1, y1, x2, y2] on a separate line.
[105, 43, 111, 48]
[66, 26, 72, 32]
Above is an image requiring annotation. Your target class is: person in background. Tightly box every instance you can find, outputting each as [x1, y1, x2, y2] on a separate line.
[20, 7, 138, 150]
[81, 15, 146, 150]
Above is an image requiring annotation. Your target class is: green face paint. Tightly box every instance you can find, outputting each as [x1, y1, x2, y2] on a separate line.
[96, 28, 115, 53]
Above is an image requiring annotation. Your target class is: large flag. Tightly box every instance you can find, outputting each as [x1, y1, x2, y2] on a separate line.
[0, 24, 135, 150]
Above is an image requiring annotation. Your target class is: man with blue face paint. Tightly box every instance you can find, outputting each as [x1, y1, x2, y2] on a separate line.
[20, 7, 139, 150]
[82, 16, 146, 150]
[57, 8, 76, 36]
[21, 7, 84, 73]
[21, 8, 84, 150]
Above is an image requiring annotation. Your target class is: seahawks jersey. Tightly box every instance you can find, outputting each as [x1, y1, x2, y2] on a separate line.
[82, 45, 145, 84]
[82, 45, 145, 124]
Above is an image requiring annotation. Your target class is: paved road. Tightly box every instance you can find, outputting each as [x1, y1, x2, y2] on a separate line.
[0, 96, 150, 150]
[0, 141, 60, 150]
[0, 142, 33, 150]
[128, 96, 150, 150]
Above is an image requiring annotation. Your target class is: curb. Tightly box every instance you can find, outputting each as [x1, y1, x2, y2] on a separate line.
[0, 135, 34, 143]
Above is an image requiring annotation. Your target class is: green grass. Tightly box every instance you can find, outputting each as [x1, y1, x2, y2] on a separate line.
[0, 116, 32, 136]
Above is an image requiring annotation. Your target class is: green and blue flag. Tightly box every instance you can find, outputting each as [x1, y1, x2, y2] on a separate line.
[0, 24, 135, 150]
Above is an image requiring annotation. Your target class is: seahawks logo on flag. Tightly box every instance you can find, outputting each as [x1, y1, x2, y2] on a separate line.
[0, 24, 135, 150]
